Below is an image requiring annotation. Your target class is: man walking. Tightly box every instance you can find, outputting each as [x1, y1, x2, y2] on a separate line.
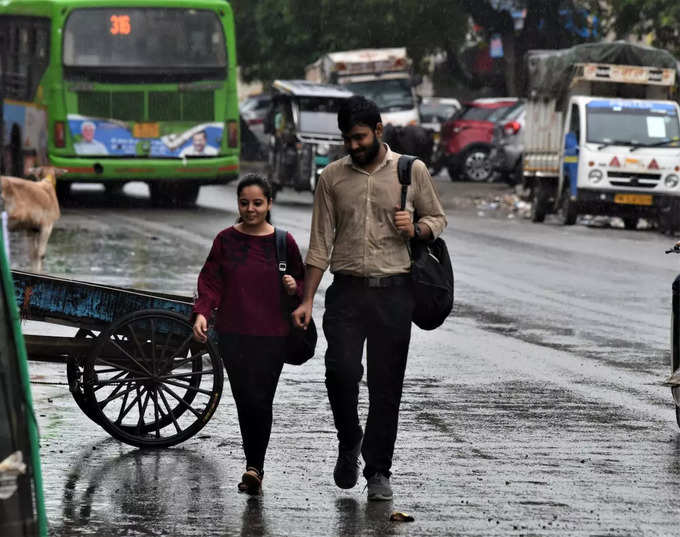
[292, 96, 447, 500]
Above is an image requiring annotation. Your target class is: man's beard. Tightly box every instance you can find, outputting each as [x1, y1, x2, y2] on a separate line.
[350, 134, 381, 166]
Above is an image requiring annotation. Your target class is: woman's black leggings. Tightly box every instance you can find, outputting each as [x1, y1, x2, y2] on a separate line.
[218, 333, 285, 473]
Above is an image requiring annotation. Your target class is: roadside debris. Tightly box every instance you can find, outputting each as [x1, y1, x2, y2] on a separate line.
[390, 511, 415, 522]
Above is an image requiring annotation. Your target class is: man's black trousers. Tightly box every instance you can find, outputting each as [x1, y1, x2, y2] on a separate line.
[323, 275, 414, 479]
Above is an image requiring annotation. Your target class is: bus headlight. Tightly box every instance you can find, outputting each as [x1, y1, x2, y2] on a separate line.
[316, 143, 330, 156]
[588, 169, 603, 184]
[665, 174, 680, 189]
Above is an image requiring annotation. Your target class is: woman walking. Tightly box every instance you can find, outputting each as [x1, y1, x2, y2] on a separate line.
[192, 173, 304, 495]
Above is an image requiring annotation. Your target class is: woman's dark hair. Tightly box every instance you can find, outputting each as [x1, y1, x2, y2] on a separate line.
[337, 95, 382, 134]
[236, 173, 273, 223]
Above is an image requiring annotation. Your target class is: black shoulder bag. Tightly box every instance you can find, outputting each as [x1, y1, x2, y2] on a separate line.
[274, 228, 318, 365]
[398, 155, 454, 330]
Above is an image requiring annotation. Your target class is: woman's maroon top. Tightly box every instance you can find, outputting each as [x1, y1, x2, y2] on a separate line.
[193, 227, 304, 336]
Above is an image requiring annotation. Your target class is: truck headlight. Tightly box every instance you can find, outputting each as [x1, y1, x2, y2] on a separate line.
[588, 169, 603, 184]
[665, 174, 680, 188]
[316, 143, 330, 156]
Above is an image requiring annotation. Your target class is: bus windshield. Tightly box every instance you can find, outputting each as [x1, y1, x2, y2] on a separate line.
[586, 102, 680, 146]
[344, 79, 414, 113]
[63, 8, 226, 70]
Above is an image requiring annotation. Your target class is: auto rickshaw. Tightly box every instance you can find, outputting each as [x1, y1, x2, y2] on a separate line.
[264, 80, 352, 196]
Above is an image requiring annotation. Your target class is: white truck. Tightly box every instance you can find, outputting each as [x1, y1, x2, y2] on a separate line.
[305, 47, 420, 127]
[523, 42, 680, 231]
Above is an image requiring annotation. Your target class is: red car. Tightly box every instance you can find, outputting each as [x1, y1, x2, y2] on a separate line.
[438, 98, 520, 181]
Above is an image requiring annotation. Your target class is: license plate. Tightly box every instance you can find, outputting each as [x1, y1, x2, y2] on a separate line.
[133, 122, 159, 138]
[614, 193, 653, 206]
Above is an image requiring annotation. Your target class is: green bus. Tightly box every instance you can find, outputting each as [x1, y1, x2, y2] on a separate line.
[0, 0, 240, 206]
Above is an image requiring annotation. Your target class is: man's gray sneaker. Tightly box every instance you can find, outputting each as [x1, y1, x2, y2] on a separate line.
[367, 473, 393, 501]
[333, 437, 362, 489]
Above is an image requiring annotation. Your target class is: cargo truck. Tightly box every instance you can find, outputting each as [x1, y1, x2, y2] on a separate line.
[305, 47, 420, 127]
[523, 42, 680, 231]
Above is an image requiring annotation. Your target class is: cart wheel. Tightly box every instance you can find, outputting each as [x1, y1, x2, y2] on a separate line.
[84, 309, 223, 448]
[67, 328, 100, 423]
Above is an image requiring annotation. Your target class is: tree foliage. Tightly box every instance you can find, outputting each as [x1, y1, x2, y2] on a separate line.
[610, 0, 680, 57]
[231, 0, 659, 96]
[460, 0, 604, 94]
[231, 0, 468, 85]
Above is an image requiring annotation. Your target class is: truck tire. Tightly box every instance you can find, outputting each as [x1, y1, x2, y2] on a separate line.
[557, 189, 578, 226]
[530, 183, 548, 223]
[623, 217, 638, 230]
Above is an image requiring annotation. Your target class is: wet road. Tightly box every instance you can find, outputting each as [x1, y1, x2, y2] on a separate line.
[16, 176, 680, 536]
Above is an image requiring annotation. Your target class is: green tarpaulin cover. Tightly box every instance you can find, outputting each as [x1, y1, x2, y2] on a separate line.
[527, 41, 679, 98]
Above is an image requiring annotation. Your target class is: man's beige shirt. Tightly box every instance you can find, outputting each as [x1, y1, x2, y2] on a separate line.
[306, 146, 447, 277]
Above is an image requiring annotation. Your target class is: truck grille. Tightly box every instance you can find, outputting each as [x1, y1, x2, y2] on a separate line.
[607, 171, 660, 189]
[77, 90, 214, 122]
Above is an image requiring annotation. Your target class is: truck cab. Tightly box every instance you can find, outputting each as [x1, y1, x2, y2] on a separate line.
[559, 96, 680, 228]
[523, 44, 680, 231]
[305, 48, 420, 127]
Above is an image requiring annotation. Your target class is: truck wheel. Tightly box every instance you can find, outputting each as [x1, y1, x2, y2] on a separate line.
[530, 183, 548, 223]
[623, 217, 638, 230]
[461, 146, 492, 182]
[557, 190, 578, 226]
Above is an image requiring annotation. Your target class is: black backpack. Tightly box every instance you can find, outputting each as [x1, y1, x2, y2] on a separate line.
[398, 155, 454, 330]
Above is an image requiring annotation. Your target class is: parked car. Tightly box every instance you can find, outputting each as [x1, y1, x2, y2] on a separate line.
[419, 97, 461, 174]
[419, 97, 461, 132]
[438, 98, 520, 181]
[239, 93, 272, 144]
[489, 102, 526, 185]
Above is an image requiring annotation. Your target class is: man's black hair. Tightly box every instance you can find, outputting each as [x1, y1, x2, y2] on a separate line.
[337, 95, 382, 133]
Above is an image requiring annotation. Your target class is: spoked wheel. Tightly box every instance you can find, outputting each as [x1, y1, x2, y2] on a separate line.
[67, 328, 100, 422]
[84, 310, 223, 448]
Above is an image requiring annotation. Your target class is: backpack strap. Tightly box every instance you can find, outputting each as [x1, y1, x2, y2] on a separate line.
[274, 228, 288, 275]
[397, 155, 417, 210]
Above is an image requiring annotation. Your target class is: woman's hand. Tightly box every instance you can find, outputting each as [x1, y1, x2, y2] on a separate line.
[282, 275, 297, 296]
[193, 313, 208, 343]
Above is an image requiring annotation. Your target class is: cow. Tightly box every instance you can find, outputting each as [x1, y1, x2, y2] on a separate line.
[1, 166, 64, 272]
[383, 124, 434, 168]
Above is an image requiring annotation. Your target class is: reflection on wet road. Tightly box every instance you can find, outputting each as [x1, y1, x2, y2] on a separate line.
[18, 180, 680, 535]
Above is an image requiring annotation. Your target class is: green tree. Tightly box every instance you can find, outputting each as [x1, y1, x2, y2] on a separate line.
[231, 0, 468, 86]
[460, 0, 604, 95]
[610, 0, 680, 57]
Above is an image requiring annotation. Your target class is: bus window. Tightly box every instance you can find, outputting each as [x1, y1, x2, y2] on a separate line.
[63, 8, 226, 72]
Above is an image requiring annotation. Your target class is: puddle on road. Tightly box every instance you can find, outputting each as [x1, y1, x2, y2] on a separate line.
[454, 301, 668, 373]
[8, 222, 205, 296]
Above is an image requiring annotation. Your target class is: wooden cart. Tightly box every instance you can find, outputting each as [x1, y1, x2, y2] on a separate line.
[12, 270, 223, 449]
